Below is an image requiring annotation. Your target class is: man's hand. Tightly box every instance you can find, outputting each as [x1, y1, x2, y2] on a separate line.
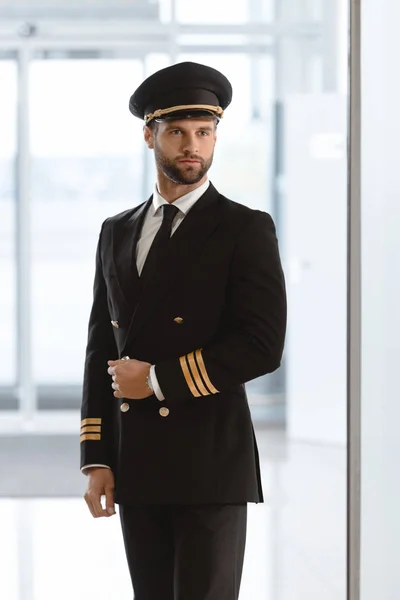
[84, 467, 116, 518]
[107, 358, 153, 400]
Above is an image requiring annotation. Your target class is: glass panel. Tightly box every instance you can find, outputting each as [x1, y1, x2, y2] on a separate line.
[0, 57, 17, 406]
[175, 0, 248, 24]
[174, 3, 347, 594]
[30, 57, 144, 403]
[178, 53, 273, 211]
[176, 52, 277, 408]
[260, 0, 275, 22]
[178, 34, 248, 46]
[0, 0, 159, 20]
[278, 0, 322, 20]
[306, 0, 323, 21]
[0, 501, 19, 600]
[281, 0, 348, 596]
[145, 52, 169, 75]
[143, 53, 170, 193]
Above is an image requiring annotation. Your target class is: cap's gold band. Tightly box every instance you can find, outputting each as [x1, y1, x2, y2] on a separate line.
[145, 104, 224, 124]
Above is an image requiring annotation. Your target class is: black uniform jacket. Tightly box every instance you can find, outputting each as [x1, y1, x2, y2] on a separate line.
[80, 183, 287, 505]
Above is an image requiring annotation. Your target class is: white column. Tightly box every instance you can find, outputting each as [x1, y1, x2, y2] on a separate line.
[360, 0, 400, 598]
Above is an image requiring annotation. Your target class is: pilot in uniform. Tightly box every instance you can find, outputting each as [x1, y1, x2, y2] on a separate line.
[80, 61, 287, 600]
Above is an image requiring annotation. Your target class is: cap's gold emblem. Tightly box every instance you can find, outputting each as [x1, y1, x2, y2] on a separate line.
[174, 317, 184, 324]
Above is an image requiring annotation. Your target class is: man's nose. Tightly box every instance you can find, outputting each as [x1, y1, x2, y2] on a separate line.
[181, 133, 199, 154]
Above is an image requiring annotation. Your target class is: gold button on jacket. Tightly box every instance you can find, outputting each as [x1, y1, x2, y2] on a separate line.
[120, 402, 130, 413]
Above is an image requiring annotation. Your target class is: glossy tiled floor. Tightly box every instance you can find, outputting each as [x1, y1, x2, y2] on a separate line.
[0, 430, 346, 600]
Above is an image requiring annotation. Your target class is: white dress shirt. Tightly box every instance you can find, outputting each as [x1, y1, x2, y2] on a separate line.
[136, 178, 210, 276]
[82, 179, 210, 474]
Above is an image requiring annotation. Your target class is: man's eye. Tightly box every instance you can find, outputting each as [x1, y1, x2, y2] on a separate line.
[170, 130, 181, 135]
[199, 131, 209, 136]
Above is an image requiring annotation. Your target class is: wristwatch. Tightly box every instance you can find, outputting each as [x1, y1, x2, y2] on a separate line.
[146, 373, 154, 394]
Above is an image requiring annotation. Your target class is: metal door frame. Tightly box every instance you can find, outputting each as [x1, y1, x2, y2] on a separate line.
[348, 2, 361, 599]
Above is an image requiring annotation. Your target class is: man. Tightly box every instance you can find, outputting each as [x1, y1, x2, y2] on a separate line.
[81, 61, 287, 600]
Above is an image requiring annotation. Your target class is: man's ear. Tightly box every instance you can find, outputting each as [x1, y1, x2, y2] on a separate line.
[144, 125, 154, 149]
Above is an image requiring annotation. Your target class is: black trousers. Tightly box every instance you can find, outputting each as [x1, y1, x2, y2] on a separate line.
[119, 503, 247, 600]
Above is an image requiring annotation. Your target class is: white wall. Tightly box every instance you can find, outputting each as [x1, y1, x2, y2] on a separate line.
[360, 1, 400, 598]
[284, 94, 347, 445]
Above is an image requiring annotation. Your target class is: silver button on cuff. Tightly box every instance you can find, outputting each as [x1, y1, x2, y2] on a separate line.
[120, 403, 130, 413]
[159, 407, 170, 417]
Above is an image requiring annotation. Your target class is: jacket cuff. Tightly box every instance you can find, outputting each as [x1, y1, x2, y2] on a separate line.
[155, 349, 219, 401]
[150, 364, 165, 401]
[81, 464, 111, 475]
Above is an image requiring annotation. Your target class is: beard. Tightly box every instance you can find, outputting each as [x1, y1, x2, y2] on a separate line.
[154, 142, 214, 185]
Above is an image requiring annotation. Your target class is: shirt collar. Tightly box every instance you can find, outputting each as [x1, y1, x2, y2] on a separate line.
[152, 179, 210, 216]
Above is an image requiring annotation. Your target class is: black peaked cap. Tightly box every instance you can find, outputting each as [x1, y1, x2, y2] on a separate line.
[129, 61, 233, 123]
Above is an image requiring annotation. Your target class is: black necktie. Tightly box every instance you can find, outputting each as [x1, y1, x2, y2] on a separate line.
[141, 203, 179, 282]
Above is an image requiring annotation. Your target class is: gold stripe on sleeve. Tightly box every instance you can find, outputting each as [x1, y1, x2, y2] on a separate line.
[187, 352, 211, 396]
[195, 349, 219, 394]
[80, 426, 101, 434]
[80, 434, 101, 442]
[81, 418, 102, 427]
[179, 355, 202, 398]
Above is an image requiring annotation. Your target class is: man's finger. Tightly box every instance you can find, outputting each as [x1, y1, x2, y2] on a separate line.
[108, 365, 122, 376]
[107, 357, 133, 368]
[113, 390, 123, 398]
[111, 382, 120, 391]
[84, 493, 96, 518]
[89, 490, 108, 518]
[105, 486, 116, 516]
[108, 360, 126, 367]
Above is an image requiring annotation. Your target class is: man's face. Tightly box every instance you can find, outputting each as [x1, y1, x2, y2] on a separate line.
[145, 118, 217, 185]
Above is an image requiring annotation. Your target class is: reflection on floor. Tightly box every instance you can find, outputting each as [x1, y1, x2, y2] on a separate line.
[0, 430, 346, 600]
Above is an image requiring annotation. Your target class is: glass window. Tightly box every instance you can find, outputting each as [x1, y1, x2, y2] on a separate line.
[0, 501, 18, 600]
[178, 53, 274, 212]
[159, 0, 276, 23]
[177, 52, 276, 403]
[178, 34, 248, 46]
[278, 0, 322, 20]
[260, 0, 275, 21]
[30, 57, 144, 395]
[0, 58, 17, 400]
[306, 0, 323, 21]
[145, 52, 170, 75]
[175, 0, 248, 24]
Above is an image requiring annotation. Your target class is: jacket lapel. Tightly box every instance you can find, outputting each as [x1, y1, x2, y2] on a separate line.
[123, 183, 221, 347]
[111, 197, 152, 310]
